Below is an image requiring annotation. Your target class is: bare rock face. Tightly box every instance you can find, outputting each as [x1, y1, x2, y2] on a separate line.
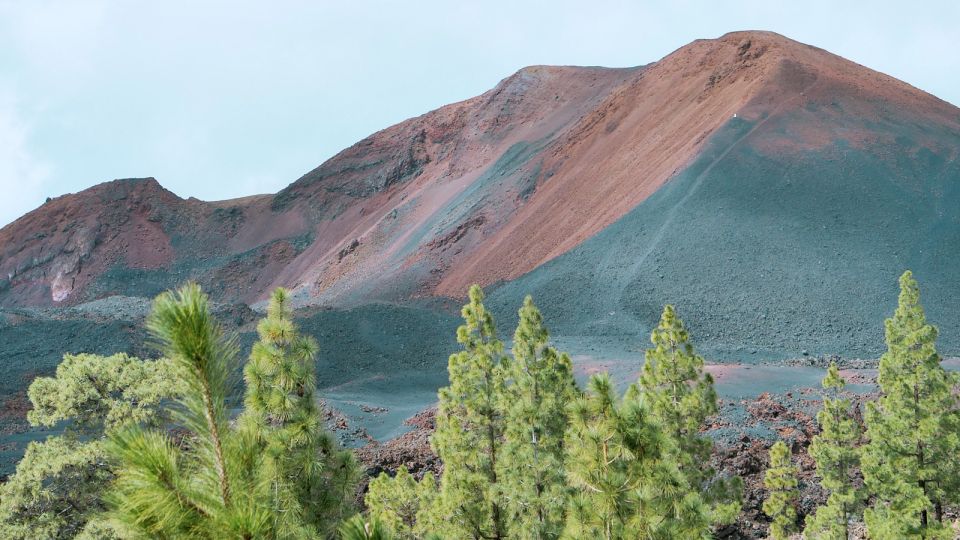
[0, 178, 183, 306]
[4, 31, 956, 313]
[355, 407, 439, 480]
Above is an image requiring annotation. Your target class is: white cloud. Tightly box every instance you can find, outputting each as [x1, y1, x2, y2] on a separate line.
[0, 96, 52, 228]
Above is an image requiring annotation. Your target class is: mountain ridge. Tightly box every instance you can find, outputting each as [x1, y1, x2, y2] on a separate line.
[1, 31, 957, 315]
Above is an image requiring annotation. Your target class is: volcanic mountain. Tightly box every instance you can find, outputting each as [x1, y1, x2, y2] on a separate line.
[2, 30, 960, 363]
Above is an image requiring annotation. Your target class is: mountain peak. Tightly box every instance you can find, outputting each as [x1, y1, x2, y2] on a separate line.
[1, 32, 958, 314]
[716, 29, 804, 44]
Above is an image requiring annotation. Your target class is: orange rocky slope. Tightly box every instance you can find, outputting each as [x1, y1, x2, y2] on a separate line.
[269, 30, 958, 305]
[1, 31, 955, 308]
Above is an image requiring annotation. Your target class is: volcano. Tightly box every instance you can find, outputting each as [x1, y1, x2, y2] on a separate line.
[2, 30, 960, 372]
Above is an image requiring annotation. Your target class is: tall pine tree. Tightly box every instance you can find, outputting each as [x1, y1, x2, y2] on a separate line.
[106, 283, 275, 538]
[563, 373, 667, 539]
[105, 283, 358, 538]
[805, 362, 862, 540]
[639, 305, 741, 527]
[762, 441, 800, 540]
[239, 287, 359, 537]
[430, 284, 509, 539]
[861, 271, 960, 539]
[499, 295, 578, 540]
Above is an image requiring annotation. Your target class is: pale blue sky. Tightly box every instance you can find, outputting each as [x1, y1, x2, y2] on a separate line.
[1, 0, 957, 227]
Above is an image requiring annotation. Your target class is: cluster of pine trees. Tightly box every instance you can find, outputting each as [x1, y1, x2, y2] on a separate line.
[362, 287, 741, 539]
[762, 271, 960, 540]
[0, 270, 957, 539]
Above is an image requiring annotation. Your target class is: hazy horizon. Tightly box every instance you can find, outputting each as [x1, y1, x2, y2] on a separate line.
[1, 0, 958, 227]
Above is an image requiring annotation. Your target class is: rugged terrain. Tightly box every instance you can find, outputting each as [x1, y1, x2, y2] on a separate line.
[3, 32, 958, 359]
[2, 33, 960, 530]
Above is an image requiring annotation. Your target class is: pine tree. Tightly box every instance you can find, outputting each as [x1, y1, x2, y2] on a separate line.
[805, 362, 862, 539]
[365, 466, 438, 540]
[105, 284, 269, 537]
[499, 295, 578, 540]
[27, 352, 180, 434]
[562, 373, 670, 540]
[861, 271, 960, 539]
[639, 305, 741, 526]
[239, 287, 359, 536]
[0, 353, 178, 539]
[762, 441, 800, 540]
[105, 283, 357, 538]
[0, 438, 115, 539]
[430, 284, 509, 539]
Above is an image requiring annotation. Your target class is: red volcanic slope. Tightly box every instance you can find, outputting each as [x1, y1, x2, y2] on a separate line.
[1, 31, 957, 308]
[0, 178, 185, 306]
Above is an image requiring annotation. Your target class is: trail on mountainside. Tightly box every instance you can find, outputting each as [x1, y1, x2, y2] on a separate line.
[614, 75, 821, 295]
